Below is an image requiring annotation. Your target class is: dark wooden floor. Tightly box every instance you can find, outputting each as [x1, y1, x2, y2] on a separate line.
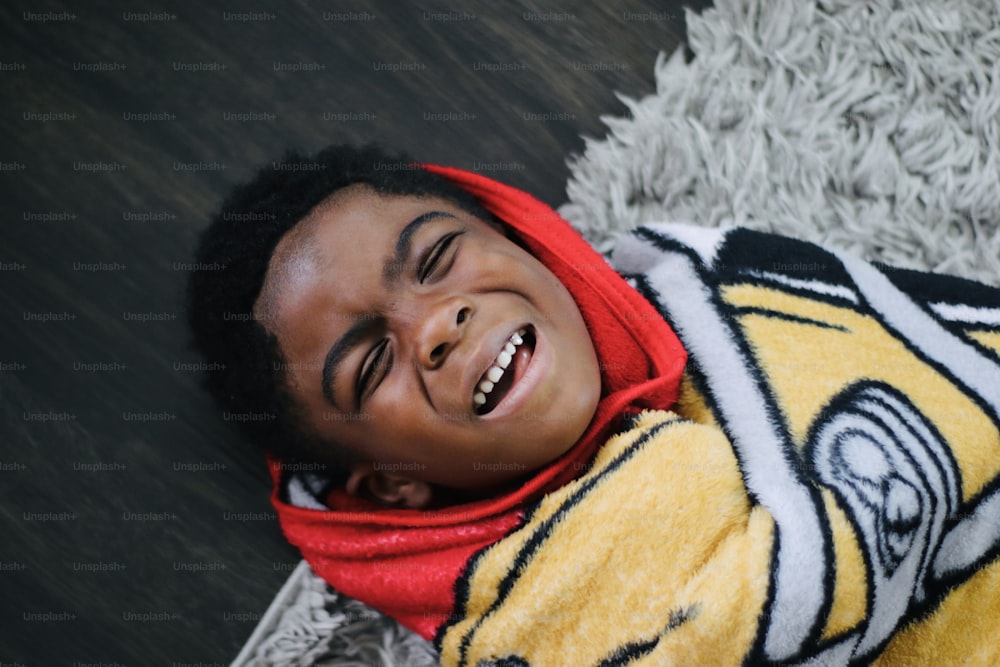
[0, 1, 709, 663]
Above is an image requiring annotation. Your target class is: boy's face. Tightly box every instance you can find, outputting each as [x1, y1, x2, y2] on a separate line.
[255, 185, 601, 493]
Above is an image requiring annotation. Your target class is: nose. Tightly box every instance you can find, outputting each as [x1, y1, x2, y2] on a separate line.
[413, 297, 472, 369]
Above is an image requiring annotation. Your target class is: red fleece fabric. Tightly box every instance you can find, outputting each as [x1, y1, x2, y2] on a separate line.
[269, 166, 687, 641]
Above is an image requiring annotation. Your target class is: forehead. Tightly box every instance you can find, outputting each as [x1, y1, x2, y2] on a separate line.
[254, 185, 462, 329]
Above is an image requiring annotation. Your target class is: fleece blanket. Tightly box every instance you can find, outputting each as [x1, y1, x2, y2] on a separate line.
[436, 224, 1000, 667]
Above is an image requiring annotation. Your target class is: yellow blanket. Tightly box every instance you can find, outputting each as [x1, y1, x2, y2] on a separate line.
[437, 225, 1000, 666]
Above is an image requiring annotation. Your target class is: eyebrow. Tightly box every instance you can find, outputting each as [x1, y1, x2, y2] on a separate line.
[322, 210, 457, 409]
[382, 210, 457, 283]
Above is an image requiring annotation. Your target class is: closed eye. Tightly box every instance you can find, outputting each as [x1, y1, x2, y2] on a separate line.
[418, 231, 464, 283]
[356, 339, 392, 404]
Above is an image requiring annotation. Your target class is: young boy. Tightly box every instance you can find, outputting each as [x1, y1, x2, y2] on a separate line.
[190, 144, 1000, 666]
[188, 144, 683, 509]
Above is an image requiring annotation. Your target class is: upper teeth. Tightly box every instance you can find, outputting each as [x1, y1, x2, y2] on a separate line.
[474, 329, 526, 408]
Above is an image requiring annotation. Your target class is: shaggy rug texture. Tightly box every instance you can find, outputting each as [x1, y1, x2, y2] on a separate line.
[233, 0, 1000, 664]
[562, 0, 1000, 282]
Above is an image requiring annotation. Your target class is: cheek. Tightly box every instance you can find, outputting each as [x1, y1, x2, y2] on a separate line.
[312, 416, 380, 463]
[331, 393, 446, 460]
[502, 247, 580, 310]
[473, 242, 569, 305]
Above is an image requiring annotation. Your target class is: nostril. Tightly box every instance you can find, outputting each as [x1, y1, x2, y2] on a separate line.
[430, 343, 447, 363]
[456, 307, 469, 325]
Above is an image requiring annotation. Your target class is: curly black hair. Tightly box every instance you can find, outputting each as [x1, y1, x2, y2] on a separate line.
[186, 143, 493, 481]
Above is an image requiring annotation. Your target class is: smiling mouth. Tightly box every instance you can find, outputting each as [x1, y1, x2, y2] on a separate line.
[473, 326, 536, 415]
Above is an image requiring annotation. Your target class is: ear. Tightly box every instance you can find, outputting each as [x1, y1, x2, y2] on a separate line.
[345, 462, 434, 509]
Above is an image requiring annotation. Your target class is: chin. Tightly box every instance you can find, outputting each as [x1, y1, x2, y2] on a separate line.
[566, 387, 601, 439]
[539, 417, 595, 464]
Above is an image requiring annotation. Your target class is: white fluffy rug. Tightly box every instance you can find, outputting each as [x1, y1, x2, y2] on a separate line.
[234, 0, 1000, 664]
[231, 562, 437, 666]
[562, 0, 1000, 284]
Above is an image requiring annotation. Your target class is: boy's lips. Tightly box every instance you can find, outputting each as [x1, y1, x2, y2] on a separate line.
[471, 325, 536, 416]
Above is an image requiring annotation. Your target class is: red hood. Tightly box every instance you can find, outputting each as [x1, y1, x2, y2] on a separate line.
[269, 165, 687, 640]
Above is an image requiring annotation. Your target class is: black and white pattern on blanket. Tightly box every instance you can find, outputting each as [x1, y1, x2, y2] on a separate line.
[612, 223, 1000, 666]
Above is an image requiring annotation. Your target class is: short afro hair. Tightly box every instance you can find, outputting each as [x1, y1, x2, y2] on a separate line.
[186, 143, 492, 479]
